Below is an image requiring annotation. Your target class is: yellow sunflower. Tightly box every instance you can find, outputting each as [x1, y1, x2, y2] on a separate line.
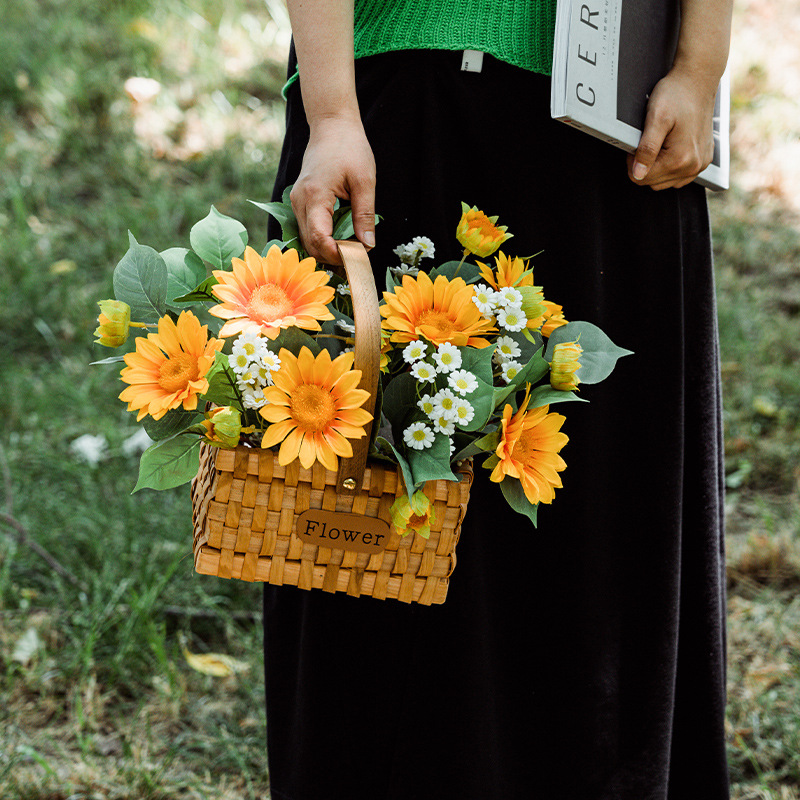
[489, 387, 569, 505]
[119, 310, 222, 421]
[476, 252, 532, 289]
[541, 301, 568, 337]
[259, 347, 373, 471]
[456, 203, 513, 258]
[381, 270, 496, 348]
[209, 245, 334, 339]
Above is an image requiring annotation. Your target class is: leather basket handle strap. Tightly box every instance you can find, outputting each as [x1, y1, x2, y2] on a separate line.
[335, 240, 381, 493]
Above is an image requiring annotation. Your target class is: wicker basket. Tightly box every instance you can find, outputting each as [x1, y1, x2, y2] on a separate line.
[189, 240, 474, 605]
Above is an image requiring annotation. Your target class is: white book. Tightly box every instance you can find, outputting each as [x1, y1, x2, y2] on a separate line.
[550, 0, 730, 191]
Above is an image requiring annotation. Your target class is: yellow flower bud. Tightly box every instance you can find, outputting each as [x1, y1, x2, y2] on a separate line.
[94, 300, 132, 347]
[201, 406, 242, 448]
[455, 203, 513, 258]
[550, 341, 583, 391]
[390, 490, 436, 539]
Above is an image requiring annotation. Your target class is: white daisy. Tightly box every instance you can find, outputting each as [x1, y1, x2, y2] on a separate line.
[411, 236, 435, 259]
[493, 335, 522, 364]
[393, 242, 417, 263]
[242, 387, 267, 409]
[431, 342, 462, 373]
[336, 319, 356, 334]
[431, 388, 459, 420]
[501, 360, 523, 384]
[497, 306, 527, 333]
[403, 340, 427, 363]
[448, 369, 478, 396]
[262, 351, 282, 372]
[496, 286, 524, 308]
[410, 361, 437, 383]
[390, 263, 420, 276]
[228, 351, 252, 374]
[471, 283, 498, 316]
[417, 394, 436, 416]
[431, 414, 456, 436]
[237, 368, 258, 386]
[403, 422, 435, 450]
[337, 283, 351, 296]
[453, 398, 475, 426]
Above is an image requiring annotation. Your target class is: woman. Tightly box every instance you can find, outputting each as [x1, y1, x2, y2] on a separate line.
[263, 2, 733, 798]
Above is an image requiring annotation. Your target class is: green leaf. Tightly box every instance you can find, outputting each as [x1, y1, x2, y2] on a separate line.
[203, 354, 240, 407]
[381, 372, 418, 432]
[190, 206, 248, 270]
[248, 199, 299, 246]
[407, 433, 458, 487]
[380, 438, 415, 496]
[526, 385, 587, 408]
[133, 436, 201, 492]
[332, 208, 355, 241]
[429, 260, 482, 283]
[497, 476, 539, 527]
[268, 327, 321, 357]
[544, 321, 633, 384]
[456, 345, 495, 432]
[260, 239, 285, 256]
[90, 355, 127, 365]
[385, 267, 398, 292]
[143, 409, 203, 441]
[173, 275, 219, 304]
[162, 247, 208, 307]
[493, 347, 550, 409]
[112, 234, 168, 323]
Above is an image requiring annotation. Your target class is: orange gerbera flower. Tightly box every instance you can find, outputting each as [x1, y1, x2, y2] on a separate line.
[490, 387, 569, 505]
[259, 347, 373, 471]
[380, 270, 496, 348]
[119, 310, 222, 421]
[456, 203, 513, 258]
[209, 245, 334, 339]
[477, 252, 533, 290]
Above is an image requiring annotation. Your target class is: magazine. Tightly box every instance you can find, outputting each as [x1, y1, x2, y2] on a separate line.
[550, 0, 730, 191]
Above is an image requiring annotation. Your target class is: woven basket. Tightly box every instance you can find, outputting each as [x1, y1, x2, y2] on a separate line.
[189, 240, 474, 605]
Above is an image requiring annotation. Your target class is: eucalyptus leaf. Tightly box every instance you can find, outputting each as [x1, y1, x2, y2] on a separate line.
[248, 199, 299, 245]
[260, 239, 285, 256]
[203, 355, 240, 407]
[381, 372, 418, 432]
[173, 275, 219, 304]
[544, 321, 633, 384]
[143, 409, 203, 441]
[133, 436, 201, 492]
[332, 208, 355, 241]
[268, 327, 321, 357]
[526, 385, 587, 408]
[112, 236, 168, 323]
[384, 267, 398, 292]
[498, 476, 539, 527]
[190, 206, 248, 270]
[429, 260, 482, 283]
[407, 433, 458, 487]
[162, 247, 208, 307]
[381, 438, 415, 495]
[456, 345, 495, 432]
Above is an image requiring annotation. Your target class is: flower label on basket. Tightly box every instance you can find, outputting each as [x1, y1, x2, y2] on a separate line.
[295, 510, 390, 554]
[93, 193, 632, 604]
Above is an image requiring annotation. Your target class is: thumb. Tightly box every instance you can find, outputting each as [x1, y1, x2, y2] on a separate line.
[630, 107, 671, 182]
[348, 172, 376, 251]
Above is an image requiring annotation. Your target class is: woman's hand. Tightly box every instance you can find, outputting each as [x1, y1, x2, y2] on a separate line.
[290, 114, 376, 265]
[627, 65, 718, 190]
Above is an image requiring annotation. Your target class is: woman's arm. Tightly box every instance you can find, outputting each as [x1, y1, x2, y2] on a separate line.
[285, 0, 376, 264]
[628, 0, 734, 189]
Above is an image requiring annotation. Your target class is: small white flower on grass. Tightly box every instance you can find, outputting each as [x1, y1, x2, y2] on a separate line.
[448, 369, 478, 396]
[501, 360, 523, 384]
[336, 319, 356, 334]
[431, 388, 459, 420]
[471, 284, 498, 315]
[494, 335, 521, 363]
[496, 286, 523, 308]
[404, 422, 435, 450]
[453, 398, 475, 426]
[390, 264, 420, 276]
[432, 342, 461, 373]
[410, 361, 437, 383]
[337, 283, 351, 296]
[417, 394, 436, 416]
[497, 306, 527, 332]
[403, 340, 427, 363]
[431, 414, 456, 436]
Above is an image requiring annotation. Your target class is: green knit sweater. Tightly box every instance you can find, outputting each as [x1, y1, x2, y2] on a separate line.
[285, 0, 557, 95]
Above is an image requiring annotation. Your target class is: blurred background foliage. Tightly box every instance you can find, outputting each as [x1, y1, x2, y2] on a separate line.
[0, 0, 799, 797]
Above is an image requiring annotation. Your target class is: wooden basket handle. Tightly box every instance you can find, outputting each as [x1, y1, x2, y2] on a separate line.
[335, 240, 380, 493]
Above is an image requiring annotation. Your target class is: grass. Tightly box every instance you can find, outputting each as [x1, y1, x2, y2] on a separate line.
[0, 0, 799, 797]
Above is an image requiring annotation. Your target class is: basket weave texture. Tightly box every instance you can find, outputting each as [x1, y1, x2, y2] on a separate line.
[191, 443, 474, 605]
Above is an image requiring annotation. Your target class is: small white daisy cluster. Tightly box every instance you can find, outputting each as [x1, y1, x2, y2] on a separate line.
[472, 283, 528, 334]
[390, 236, 436, 276]
[227, 331, 282, 409]
[401, 340, 478, 451]
[493, 334, 524, 385]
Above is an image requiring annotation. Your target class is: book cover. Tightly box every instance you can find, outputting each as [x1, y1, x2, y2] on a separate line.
[550, 0, 730, 191]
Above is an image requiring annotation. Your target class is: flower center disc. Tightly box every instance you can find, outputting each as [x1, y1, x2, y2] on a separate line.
[291, 384, 337, 433]
[415, 309, 455, 336]
[248, 283, 293, 324]
[158, 353, 200, 393]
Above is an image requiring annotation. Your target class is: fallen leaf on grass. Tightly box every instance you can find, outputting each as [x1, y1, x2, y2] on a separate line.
[181, 644, 250, 677]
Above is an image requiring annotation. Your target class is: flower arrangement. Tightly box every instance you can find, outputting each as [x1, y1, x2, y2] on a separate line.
[94, 193, 631, 530]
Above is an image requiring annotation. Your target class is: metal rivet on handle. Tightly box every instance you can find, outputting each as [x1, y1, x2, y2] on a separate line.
[343, 478, 356, 490]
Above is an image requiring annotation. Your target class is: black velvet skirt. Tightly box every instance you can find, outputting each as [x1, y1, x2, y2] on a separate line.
[262, 47, 729, 800]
